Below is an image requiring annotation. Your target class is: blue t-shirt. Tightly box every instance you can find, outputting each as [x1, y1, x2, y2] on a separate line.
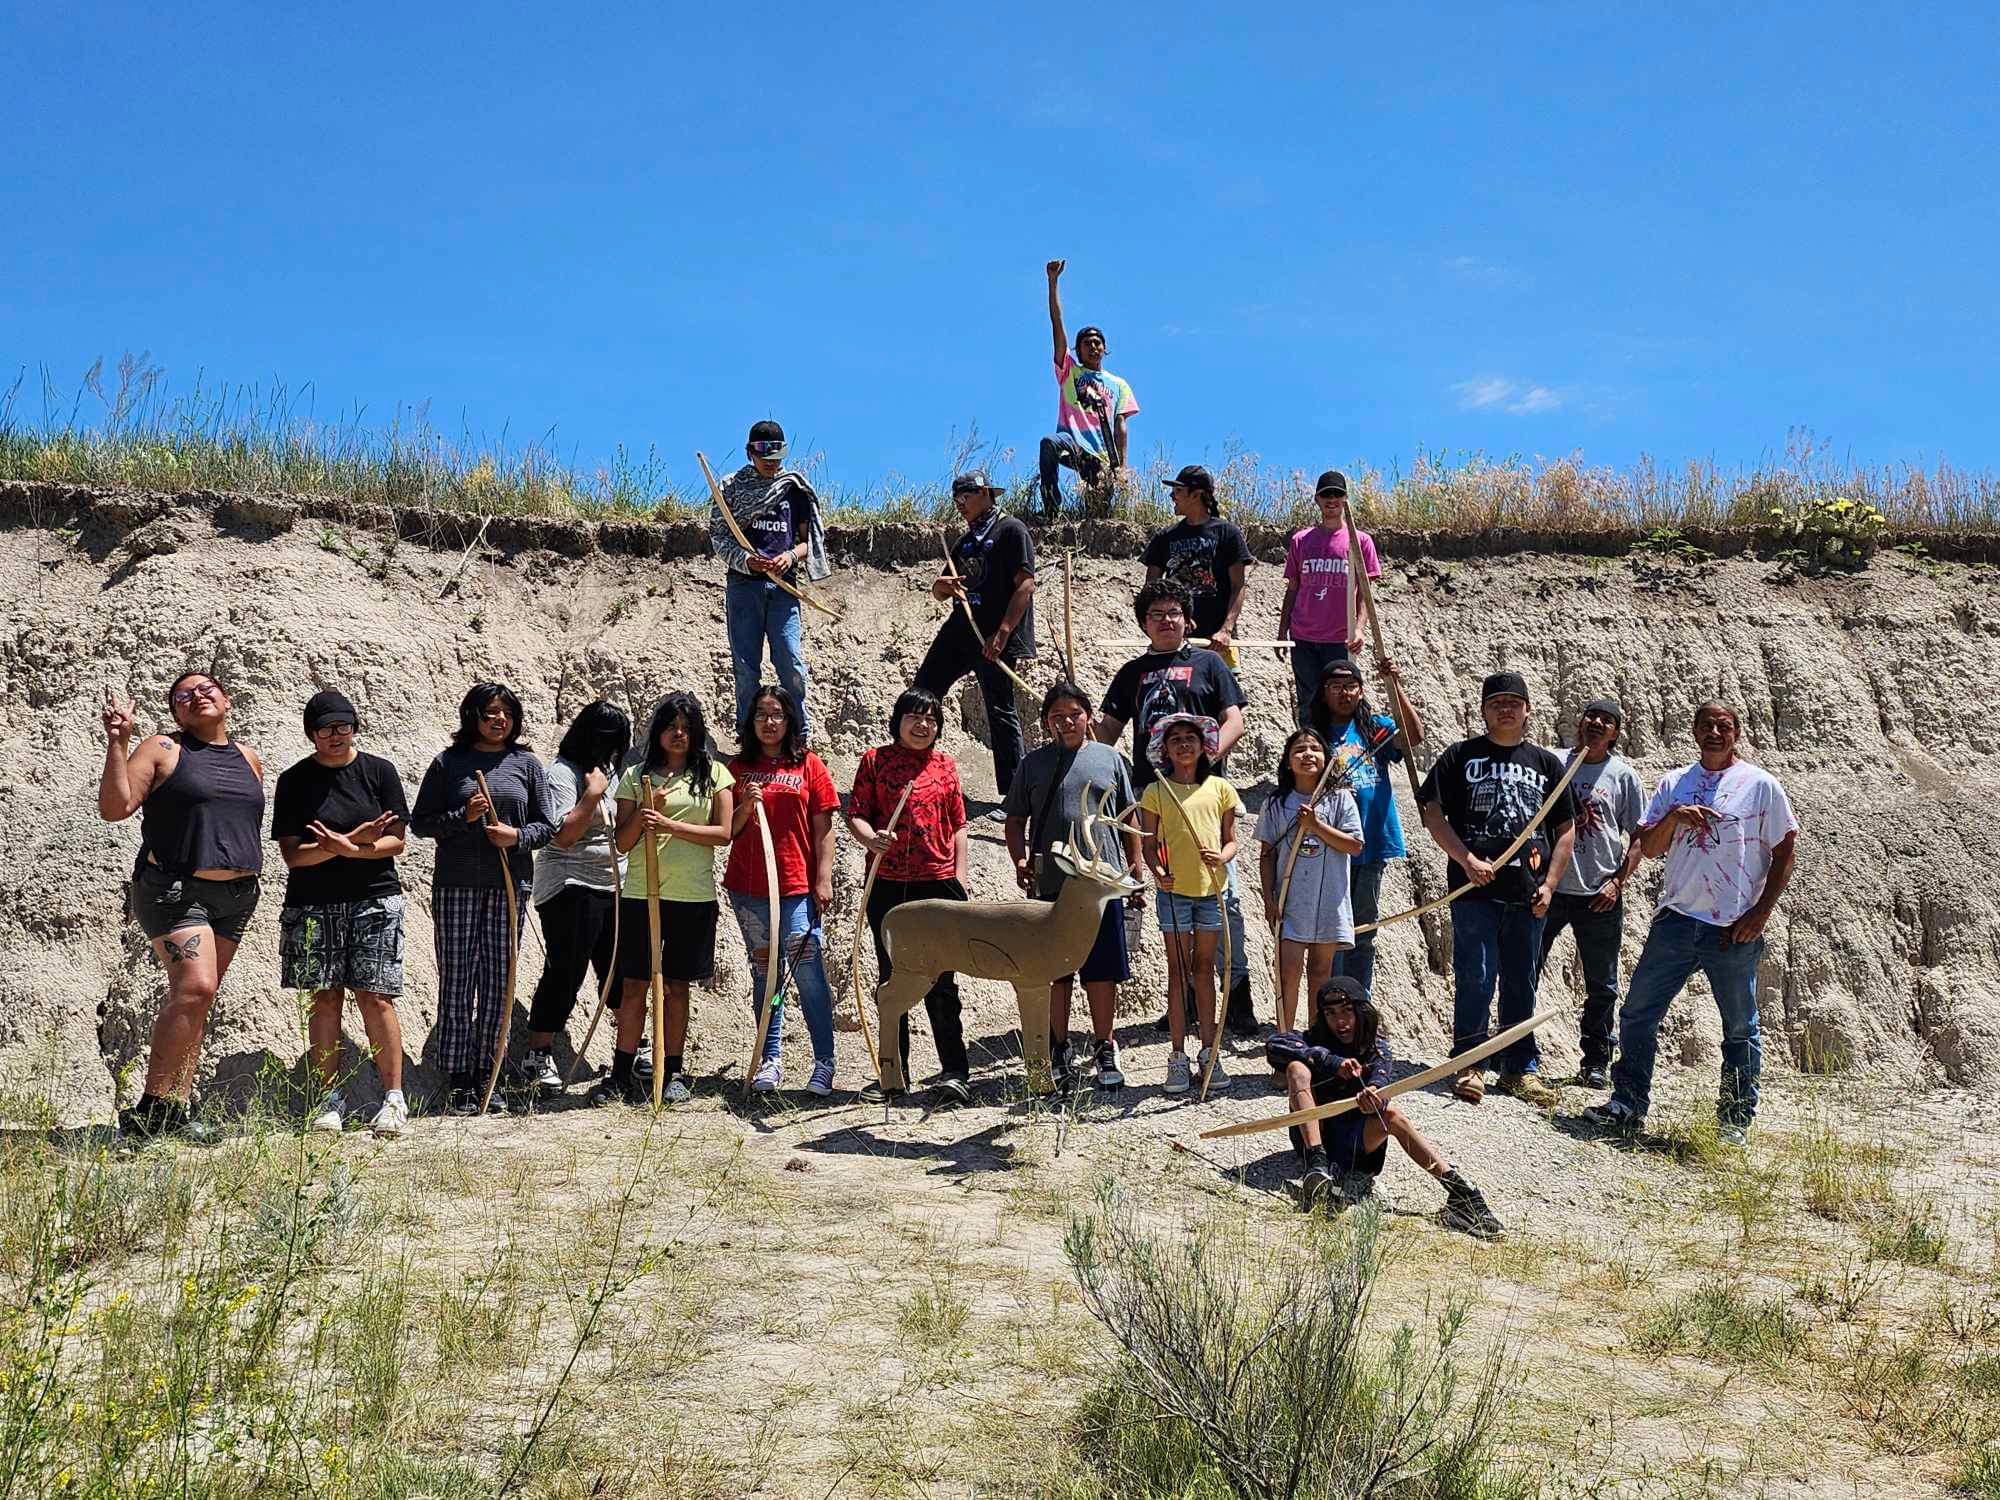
[744, 492, 793, 557]
[1333, 713, 1406, 864]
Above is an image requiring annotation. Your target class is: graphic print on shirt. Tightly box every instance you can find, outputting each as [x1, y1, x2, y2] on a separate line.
[1574, 781, 1610, 841]
[1160, 534, 1220, 607]
[1667, 770, 1735, 852]
[1298, 549, 1352, 605]
[1463, 754, 1551, 873]
[1135, 664, 1199, 739]
[744, 493, 793, 556]
[955, 517, 997, 607]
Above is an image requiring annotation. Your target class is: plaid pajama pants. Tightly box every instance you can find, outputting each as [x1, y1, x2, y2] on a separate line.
[431, 885, 525, 1074]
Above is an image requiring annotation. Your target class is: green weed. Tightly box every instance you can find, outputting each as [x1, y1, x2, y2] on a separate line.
[1635, 1284, 1807, 1367]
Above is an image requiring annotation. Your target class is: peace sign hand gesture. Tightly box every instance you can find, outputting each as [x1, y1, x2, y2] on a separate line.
[102, 691, 138, 745]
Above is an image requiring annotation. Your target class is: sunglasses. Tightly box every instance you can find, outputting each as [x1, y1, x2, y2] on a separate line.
[747, 439, 786, 458]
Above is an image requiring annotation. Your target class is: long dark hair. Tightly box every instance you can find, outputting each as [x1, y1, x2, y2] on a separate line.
[1309, 662, 1372, 745]
[1276, 728, 1329, 797]
[887, 687, 945, 747]
[1153, 721, 1214, 784]
[738, 685, 805, 765]
[555, 700, 631, 776]
[452, 682, 528, 751]
[1312, 979, 1381, 1058]
[641, 691, 716, 798]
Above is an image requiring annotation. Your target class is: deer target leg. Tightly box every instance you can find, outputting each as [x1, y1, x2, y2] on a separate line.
[874, 968, 931, 1093]
[1014, 981, 1054, 1093]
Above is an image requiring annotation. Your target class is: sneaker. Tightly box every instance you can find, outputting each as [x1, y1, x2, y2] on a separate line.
[370, 1097, 408, 1138]
[1163, 1050, 1192, 1096]
[1298, 1151, 1334, 1209]
[750, 1059, 782, 1094]
[588, 1073, 649, 1107]
[662, 1075, 692, 1105]
[1452, 1068, 1486, 1104]
[1197, 1046, 1233, 1092]
[521, 1048, 562, 1091]
[633, 1044, 654, 1082]
[310, 1094, 346, 1134]
[1439, 1169, 1504, 1240]
[117, 1095, 217, 1144]
[1094, 1040, 1125, 1090]
[1717, 1121, 1750, 1148]
[932, 1073, 973, 1108]
[1494, 1071, 1560, 1110]
[806, 1058, 835, 1097]
[1051, 1041, 1078, 1095]
[858, 1078, 906, 1105]
[1580, 1097, 1645, 1134]
[1338, 1169, 1378, 1206]
[447, 1085, 480, 1117]
[982, 806, 1007, 824]
[1576, 1064, 1611, 1090]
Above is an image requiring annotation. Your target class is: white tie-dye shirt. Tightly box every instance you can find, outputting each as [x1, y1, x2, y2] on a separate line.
[1643, 760, 1798, 927]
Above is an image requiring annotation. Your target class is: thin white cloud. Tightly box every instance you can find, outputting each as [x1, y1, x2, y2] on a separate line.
[1452, 376, 1566, 416]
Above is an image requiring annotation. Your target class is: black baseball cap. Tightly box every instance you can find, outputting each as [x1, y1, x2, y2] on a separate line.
[1482, 671, 1531, 704]
[1161, 464, 1214, 496]
[951, 470, 1001, 496]
[1581, 696, 1624, 726]
[1316, 975, 1367, 1008]
[1315, 469, 1349, 498]
[1321, 658, 1365, 684]
[747, 420, 785, 445]
[304, 689, 358, 733]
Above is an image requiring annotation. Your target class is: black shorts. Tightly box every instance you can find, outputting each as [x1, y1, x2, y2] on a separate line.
[615, 897, 717, 985]
[130, 865, 261, 943]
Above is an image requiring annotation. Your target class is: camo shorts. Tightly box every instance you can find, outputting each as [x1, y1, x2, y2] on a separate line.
[278, 895, 406, 997]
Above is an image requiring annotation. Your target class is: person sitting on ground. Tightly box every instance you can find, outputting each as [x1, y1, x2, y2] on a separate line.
[99, 674, 267, 1142]
[916, 472, 1037, 813]
[1266, 977, 1503, 1238]
[1256, 728, 1364, 1037]
[1536, 697, 1644, 1091]
[1308, 656, 1425, 1001]
[1004, 680, 1146, 1094]
[1278, 471, 1379, 726]
[1141, 464, 1251, 670]
[271, 689, 411, 1138]
[1416, 671, 1577, 1110]
[411, 682, 557, 1115]
[601, 692, 734, 1106]
[849, 689, 973, 1107]
[1037, 258, 1137, 520]
[519, 701, 630, 1095]
[1096, 581, 1253, 1034]
[725, 686, 840, 1095]
[1584, 702, 1798, 1146]
[1139, 713, 1242, 1096]
[707, 419, 832, 744]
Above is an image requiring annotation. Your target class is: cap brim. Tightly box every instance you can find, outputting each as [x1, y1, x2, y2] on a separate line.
[1315, 488, 1348, 498]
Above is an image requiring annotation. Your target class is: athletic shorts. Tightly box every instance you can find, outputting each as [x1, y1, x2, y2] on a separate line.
[616, 897, 718, 984]
[279, 895, 406, 996]
[130, 865, 260, 943]
[1059, 902, 1132, 985]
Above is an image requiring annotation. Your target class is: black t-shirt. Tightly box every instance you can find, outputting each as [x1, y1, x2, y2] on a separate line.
[1141, 516, 1250, 638]
[270, 750, 411, 907]
[951, 508, 1036, 656]
[1102, 645, 1247, 789]
[1416, 736, 1576, 904]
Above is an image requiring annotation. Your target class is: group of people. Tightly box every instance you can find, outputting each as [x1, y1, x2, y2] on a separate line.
[91, 279, 1801, 1237]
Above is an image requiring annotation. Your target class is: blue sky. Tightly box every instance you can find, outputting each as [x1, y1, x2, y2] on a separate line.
[3, 2, 1994, 498]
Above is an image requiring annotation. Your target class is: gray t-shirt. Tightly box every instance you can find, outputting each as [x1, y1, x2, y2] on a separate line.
[1559, 753, 1645, 896]
[1255, 787, 1364, 945]
[1002, 741, 1137, 899]
[530, 756, 622, 905]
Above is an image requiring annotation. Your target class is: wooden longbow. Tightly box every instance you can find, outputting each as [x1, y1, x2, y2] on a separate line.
[473, 770, 521, 1117]
[698, 451, 842, 620]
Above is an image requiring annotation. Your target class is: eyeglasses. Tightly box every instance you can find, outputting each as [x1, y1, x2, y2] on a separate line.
[1144, 610, 1185, 624]
[752, 710, 788, 724]
[313, 722, 356, 734]
[747, 440, 786, 458]
[170, 683, 220, 707]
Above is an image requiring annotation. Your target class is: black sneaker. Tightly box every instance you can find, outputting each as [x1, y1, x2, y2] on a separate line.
[857, 1078, 907, 1105]
[1581, 1098, 1645, 1134]
[118, 1095, 222, 1144]
[1093, 1039, 1125, 1090]
[447, 1072, 481, 1116]
[1439, 1170, 1504, 1240]
[932, 1074, 972, 1108]
[1051, 1040, 1078, 1095]
[1297, 1149, 1334, 1210]
[588, 1074, 648, 1107]
[1575, 1064, 1610, 1090]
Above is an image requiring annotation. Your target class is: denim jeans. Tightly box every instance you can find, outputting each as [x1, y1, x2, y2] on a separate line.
[1610, 909, 1765, 1126]
[1336, 859, 1388, 999]
[725, 573, 811, 741]
[1288, 639, 1350, 727]
[1450, 895, 1546, 1075]
[1038, 432, 1106, 519]
[1537, 891, 1624, 1069]
[914, 628, 1026, 801]
[1219, 859, 1250, 989]
[727, 891, 834, 1066]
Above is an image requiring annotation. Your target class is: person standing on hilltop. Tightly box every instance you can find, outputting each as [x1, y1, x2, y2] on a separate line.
[271, 689, 412, 1138]
[1417, 671, 1577, 1111]
[98, 673, 267, 1142]
[1038, 259, 1138, 520]
[1141, 464, 1252, 671]
[1584, 702, 1798, 1145]
[1535, 698, 1645, 1092]
[1278, 471, 1379, 726]
[915, 471, 1037, 812]
[708, 419, 832, 744]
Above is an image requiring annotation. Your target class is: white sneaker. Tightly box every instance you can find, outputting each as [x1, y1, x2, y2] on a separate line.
[1198, 1047, 1233, 1092]
[662, 1075, 692, 1105]
[370, 1096, 408, 1138]
[310, 1094, 345, 1133]
[633, 1044, 654, 1081]
[521, 1048, 562, 1090]
[806, 1058, 835, 1096]
[751, 1059, 782, 1093]
[1164, 1051, 1192, 1096]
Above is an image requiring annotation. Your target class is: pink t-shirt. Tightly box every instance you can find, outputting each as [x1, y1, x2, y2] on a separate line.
[1283, 526, 1381, 644]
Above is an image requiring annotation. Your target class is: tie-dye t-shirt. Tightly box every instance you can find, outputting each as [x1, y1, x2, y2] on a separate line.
[1055, 352, 1138, 459]
[1644, 760, 1798, 927]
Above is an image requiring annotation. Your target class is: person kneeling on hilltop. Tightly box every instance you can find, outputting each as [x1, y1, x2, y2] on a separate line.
[1265, 977, 1503, 1239]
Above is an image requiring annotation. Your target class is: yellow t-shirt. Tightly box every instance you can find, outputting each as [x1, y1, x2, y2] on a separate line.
[615, 762, 734, 903]
[1140, 775, 1242, 899]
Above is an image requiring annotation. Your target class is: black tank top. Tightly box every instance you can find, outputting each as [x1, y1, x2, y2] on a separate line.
[140, 735, 266, 876]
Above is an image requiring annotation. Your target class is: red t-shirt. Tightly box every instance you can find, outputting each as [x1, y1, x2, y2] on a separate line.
[848, 746, 966, 882]
[724, 753, 840, 898]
